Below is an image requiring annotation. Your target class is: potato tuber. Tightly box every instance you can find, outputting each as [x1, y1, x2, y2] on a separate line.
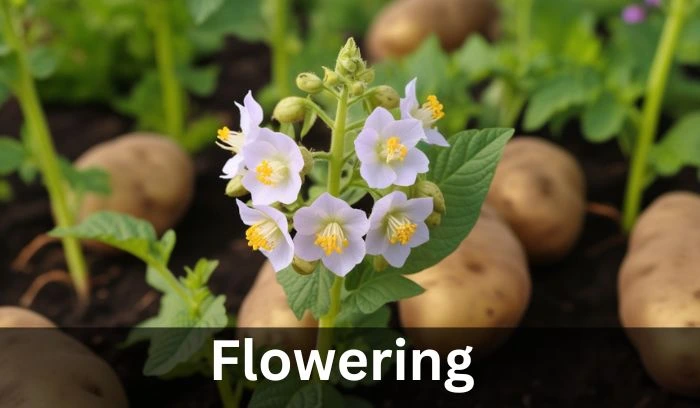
[0, 307, 128, 407]
[619, 192, 700, 397]
[366, 0, 499, 60]
[399, 204, 531, 354]
[74, 132, 195, 237]
[486, 137, 586, 264]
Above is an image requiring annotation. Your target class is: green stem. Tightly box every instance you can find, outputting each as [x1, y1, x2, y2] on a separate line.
[148, 0, 185, 141]
[206, 339, 241, 408]
[150, 262, 196, 311]
[316, 85, 350, 356]
[622, 0, 688, 232]
[0, 0, 90, 304]
[516, 0, 532, 71]
[271, 0, 290, 98]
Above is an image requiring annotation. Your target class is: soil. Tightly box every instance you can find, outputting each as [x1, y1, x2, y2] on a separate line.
[0, 38, 699, 407]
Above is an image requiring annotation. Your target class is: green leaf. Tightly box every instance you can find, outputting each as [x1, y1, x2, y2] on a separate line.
[0, 179, 12, 202]
[393, 128, 513, 275]
[249, 379, 343, 408]
[300, 106, 318, 139]
[28, 47, 59, 80]
[287, 383, 344, 408]
[0, 137, 26, 175]
[276, 265, 334, 320]
[182, 115, 221, 153]
[453, 34, 497, 81]
[524, 71, 601, 131]
[341, 273, 423, 316]
[144, 295, 228, 376]
[582, 92, 626, 143]
[186, 0, 225, 25]
[59, 158, 111, 196]
[678, 18, 700, 65]
[178, 65, 219, 97]
[650, 112, 700, 177]
[49, 211, 168, 264]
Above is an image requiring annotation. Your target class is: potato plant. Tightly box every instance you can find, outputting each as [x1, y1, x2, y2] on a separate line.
[52, 38, 513, 406]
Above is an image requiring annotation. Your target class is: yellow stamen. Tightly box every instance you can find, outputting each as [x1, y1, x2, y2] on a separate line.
[314, 222, 349, 256]
[255, 160, 286, 186]
[217, 126, 230, 142]
[245, 220, 278, 251]
[383, 136, 408, 164]
[387, 214, 417, 245]
[423, 95, 445, 120]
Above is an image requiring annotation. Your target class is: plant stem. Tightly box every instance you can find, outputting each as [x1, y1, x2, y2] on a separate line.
[150, 262, 196, 311]
[205, 339, 241, 408]
[149, 0, 185, 142]
[316, 84, 350, 357]
[622, 0, 688, 231]
[0, 0, 90, 303]
[516, 0, 532, 69]
[271, 0, 290, 98]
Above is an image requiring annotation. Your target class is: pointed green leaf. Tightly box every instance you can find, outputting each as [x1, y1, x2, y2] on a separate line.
[276, 265, 334, 320]
[186, 0, 226, 25]
[650, 112, 700, 177]
[300, 106, 318, 139]
[0, 137, 26, 175]
[341, 273, 423, 316]
[59, 158, 111, 196]
[29, 47, 58, 80]
[582, 92, 626, 143]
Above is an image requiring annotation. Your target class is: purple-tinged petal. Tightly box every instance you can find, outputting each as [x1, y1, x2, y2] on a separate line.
[293, 206, 323, 234]
[403, 197, 434, 221]
[355, 128, 381, 162]
[360, 160, 396, 189]
[383, 119, 424, 147]
[400, 78, 419, 119]
[293, 233, 324, 261]
[321, 238, 365, 276]
[221, 155, 244, 179]
[244, 90, 263, 126]
[368, 194, 394, 228]
[393, 149, 429, 186]
[424, 127, 449, 147]
[236, 200, 265, 225]
[266, 239, 293, 272]
[622, 5, 646, 23]
[275, 173, 303, 205]
[365, 107, 395, 133]
[365, 229, 389, 255]
[339, 207, 370, 237]
[408, 222, 429, 248]
[382, 244, 411, 268]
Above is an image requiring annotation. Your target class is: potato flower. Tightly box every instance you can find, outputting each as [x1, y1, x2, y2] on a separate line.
[399, 78, 449, 147]
[354, 107, 429, 189]
[236, 200, 294, 272]
[241, 129, 304, 205]
[366, 191, 433, 268]
[293, 193, 370, 276]
[217, 90, 264, 179]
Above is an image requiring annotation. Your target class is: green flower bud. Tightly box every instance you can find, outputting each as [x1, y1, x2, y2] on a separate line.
[225, 175, 247, 197]
[300, 146, 314, 177]
[292, 256, 318, 275]
[373, 255, 389, 272]
[323, 67, 339, 87]
[350, 81, 366, 97]
[415, 180, 446, 214]
[358, 67, 375, 84]
[296, 72, 323, 94]
[370, 85, 400, 110]
[273, 97, 307, 123]
[425, 212, 442, 228]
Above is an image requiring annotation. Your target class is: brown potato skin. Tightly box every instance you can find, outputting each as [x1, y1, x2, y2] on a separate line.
[75, 132, 195, 237]
[366, 0, 499, 60]
[486, 137, 586, 264]
[619, 192, 700, 397]
[399, 204, 531, 354]
[0, 307, 128, 407]
[237, 262, 317, 350]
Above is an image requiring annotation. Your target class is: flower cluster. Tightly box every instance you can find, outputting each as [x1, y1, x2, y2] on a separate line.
[622, 0, 662, 24]
[217, 42, 448, 277]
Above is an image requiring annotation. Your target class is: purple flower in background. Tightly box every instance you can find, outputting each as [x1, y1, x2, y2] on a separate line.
[293, 193, 369, 276]
[218, 91, 264, 179]
[241, 129, 304, 205]
[400, 78, 449, 147]
[645, 0, 661, 7]
[622, 4, 647, 24]
[237, 200, 294, 272]
[365, 192, 432, 268]
[355, 107, 429, 189]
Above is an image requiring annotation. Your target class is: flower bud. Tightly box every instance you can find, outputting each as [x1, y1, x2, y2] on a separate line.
[273, 97, 306, 123]
[350, 81, 366, 97]
[357, 67, 375, 84]
[292, 256, 318, 275]
[373, 255, 389, 272]
[425, 212, 442, 228]
[300, 146, 314, 177]
[225, 175, 247, 197]
[296, 72, 323, 94]
[370, 85, 400, 110]
[414, 180, 446, 214]
[323, 67, 339, 87]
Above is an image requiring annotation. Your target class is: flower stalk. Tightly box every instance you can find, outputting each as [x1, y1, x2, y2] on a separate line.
[622, 0, 688, 231]
[271, 0, 291, 98]
[0, 0, 90, 303]
[147, 0, 185, 142]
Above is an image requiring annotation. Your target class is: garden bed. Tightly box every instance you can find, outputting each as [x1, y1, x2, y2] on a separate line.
[1, 38, 699, 407]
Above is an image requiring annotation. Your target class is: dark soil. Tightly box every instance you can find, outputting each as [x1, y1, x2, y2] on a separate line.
[0, 38, 699, 407]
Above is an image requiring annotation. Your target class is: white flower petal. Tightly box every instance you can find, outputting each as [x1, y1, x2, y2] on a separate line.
[408, 222, 430, 248]
[293, 206, 324, 235]
[403, 197, 434, 222]
[221, 155, 244, 179]
[424, 127, 449, 147]
[382, 244, 411, 268]
[393, 149, 429, 186]
[365, 107, 395, 133]
[360, 160, 396, 189]
[236, 200, 265, 225]
[293, 233, 324, 261]
[365, 229, 389, 255]
[400, 78, 419, 119]
[383, 119, 424, 147]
